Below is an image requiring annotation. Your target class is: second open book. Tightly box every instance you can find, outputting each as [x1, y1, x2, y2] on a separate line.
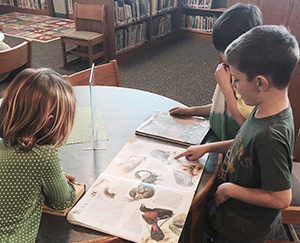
[67, 137, 208, 243]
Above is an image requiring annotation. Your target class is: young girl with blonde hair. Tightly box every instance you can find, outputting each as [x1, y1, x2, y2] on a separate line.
[0, 68, 77, 242]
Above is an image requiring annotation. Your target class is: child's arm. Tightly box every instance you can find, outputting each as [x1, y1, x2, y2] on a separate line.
[215, 182, 292, 210]
[42, 150, 76, 210]
[175, 139, 233, 161]
[169, 104, 212, 117]
[215, 63, 247, 126]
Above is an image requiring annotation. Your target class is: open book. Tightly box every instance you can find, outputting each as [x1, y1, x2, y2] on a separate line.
[43, 183, 86, 216]
[135, 110, 210, 146]
[67, 137, 208, 243]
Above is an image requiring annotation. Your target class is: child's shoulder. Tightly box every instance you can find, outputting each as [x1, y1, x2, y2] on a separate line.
[33, 144, 58, 156]
[29, 145, 60, 166]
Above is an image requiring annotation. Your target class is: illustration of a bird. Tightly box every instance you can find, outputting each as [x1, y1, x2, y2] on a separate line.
[150, 150, 175, 165]
[140, 204, 174, 241]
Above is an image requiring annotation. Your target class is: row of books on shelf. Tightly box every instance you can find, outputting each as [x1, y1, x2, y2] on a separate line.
[115, 21, 148, 54]
[0, 0, 47, 9]
[113, 0, 177, 26]
[115, 14, 172, 53]
[181, 14, 216, 32]
[151, 0, 178, 15]
[114, 0, 150, 26]
[182, 0, 211, 8]
[152, 13, 172, 39]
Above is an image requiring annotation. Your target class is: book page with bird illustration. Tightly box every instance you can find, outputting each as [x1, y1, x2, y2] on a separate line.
[67, 137, 208, 243]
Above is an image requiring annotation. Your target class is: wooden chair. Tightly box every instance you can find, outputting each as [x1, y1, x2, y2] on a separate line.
[184, 153, 223, 243]
[66, 60, 121, 87]
[0, 24, 4, 41]
[60, 3, 106, 68]
[0, 39, 32, 74]
[0, 39, 32, 97]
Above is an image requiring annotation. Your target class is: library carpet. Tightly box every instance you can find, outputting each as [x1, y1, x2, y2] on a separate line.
[0, 12, 75, 43]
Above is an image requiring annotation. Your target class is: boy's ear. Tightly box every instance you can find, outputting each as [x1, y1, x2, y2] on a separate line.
[256, 75, 269, 91]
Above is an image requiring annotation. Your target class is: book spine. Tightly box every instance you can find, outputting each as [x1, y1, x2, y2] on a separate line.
[114, 0, 149, 27]
[115, 21, 148, 54]
[180, 13, 217, 32]
[152, 13, 171, 39]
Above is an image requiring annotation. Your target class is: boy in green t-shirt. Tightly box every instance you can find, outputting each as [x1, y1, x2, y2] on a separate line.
[176, 25, 299, 242]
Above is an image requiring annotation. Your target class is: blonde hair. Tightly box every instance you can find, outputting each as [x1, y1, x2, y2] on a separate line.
[0, 68, 76, 151]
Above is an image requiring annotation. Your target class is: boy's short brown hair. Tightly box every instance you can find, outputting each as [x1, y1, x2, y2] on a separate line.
[225, 25, 299, 88]
[212, 3, 263, 52]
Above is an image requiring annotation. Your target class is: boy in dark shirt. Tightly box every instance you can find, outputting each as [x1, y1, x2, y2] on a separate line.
[176, 25, 299, 242]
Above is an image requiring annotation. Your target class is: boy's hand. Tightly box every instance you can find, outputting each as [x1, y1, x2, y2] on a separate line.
[169, 107, 190, 116]
[175, 145, 206, 161]
[214, 182, 233, 206]
[64, 172, 75, 184]
[215, 63, 232, 93]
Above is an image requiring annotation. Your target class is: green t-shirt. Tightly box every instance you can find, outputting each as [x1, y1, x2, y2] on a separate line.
[213, 106, 293, 243]
[0, 140, 76, 242]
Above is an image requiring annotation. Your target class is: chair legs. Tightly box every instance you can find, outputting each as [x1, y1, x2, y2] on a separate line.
[60, 38, 68, 68]
[60, 38, 84, 68]
[283, 224, 300, 242]
[88, 42, 94, 68]
[60, 39, 105, 68]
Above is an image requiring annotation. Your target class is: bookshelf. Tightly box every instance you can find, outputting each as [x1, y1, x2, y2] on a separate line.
[113, 0, 181, 61]
[180, 0, 226, 40]
[67, 0, 75, 19]
[0, 0, 225, 61]
[0, 0, 54, 16]
[76, 0, 220, 61]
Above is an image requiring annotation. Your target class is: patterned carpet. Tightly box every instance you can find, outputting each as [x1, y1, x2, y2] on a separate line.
[0, 12, 75, 43]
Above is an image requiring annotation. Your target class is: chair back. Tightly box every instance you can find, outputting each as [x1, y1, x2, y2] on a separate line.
[294, 128, 300, 162]
[0, 40, 32, 73]
[184, 153, 223, 243]
[74, 3, 106, 34]
[289, 65, 300, 161]
[66, 60, 121, 87]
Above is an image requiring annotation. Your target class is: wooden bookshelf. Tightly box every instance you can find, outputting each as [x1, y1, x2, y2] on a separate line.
[66, 0, 75, 19]
[180, 0, 226, 39]
[0, 0, 225, 61]
[180, 27, 213, 40]
[0, 0, 54, 16]
[75, 0, 182, 61]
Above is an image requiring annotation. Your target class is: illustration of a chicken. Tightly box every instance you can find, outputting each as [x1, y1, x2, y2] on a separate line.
[140, 204, 174, 241]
